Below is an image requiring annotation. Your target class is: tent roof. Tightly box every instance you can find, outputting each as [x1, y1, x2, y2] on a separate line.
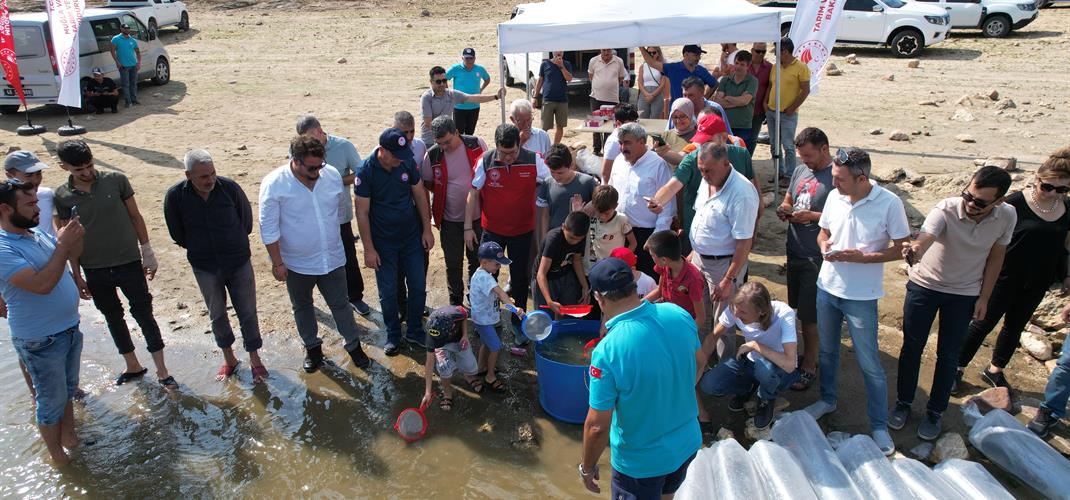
[498, 0, 782, 54]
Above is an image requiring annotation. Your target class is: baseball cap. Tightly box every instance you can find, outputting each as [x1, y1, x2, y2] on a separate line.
[91, 67, 103, 75]
[462, 47, 476, 58]
[379, 128, 414, 162]
[691, 114, 728, 145]
[609, 247, 637, 269]
[477, 241, 512, 265]
[4, 150, 49, 173]
[589, 258, 635, 294]
[682, 44, 707, 55]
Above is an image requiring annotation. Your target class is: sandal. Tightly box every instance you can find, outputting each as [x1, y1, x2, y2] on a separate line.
[217, 361, 241, 381]
[485, 376, 506, 392]
[158, 376, 179, 390]
[439, 396, 454, 411]
[115, 368, 148, 386]
[251, 365, 269, 384]
[791, 370, 816, 391]
[467, 377, 485, 394]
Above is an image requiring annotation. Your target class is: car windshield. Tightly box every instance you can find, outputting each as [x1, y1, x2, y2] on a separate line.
[883, 0, 906, 7]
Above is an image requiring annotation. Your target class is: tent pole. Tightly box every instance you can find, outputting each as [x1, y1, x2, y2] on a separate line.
[774, 34, 782, 198]
[498, 25, 506, 123]
[524, 53, 530, 101]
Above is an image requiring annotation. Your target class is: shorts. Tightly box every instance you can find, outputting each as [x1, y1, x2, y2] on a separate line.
[13, 326, 82, 426]
[434, 342, 478, 378]
[532, 272, 583, 310]
[475, 323, 502, 352]
[611, 452, 696, 500]
[541, 100, 568, 130]
[787, 257, 821, 324]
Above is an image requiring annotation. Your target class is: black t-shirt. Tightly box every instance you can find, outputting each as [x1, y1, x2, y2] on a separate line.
[424, 305, 468, 352]
[1002, 190, 1070, 287]
[537, 227, 586, 279]
[86, 78, 117, 95]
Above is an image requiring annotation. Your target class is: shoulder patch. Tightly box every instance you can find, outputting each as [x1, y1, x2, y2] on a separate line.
[590, 365, 602, 379]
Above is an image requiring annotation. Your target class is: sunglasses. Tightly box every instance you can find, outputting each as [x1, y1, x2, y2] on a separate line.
[1040, 182, 1070, 194]
[961, 190, 995, 209]
[433, 79, 448, 84]
[835, 148, 853, 166]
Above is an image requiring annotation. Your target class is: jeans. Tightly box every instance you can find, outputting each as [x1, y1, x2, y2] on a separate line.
[766, 109, 798, 177]
[452, 108, 480, 135]
[192, 260, 263, 353]
[700, 355, 799, 401]
[118, 65, 138, 104]
[481, 230, 532, 318]
[896, 281, 976, 414]
[958, 277, 1049, 369]
[13, 326, 82, 426]
[440, 220, 482, 306]
[747, 114, 765, 156]
[375, 233, 427, 344]
[611, 453, 695, 499]
[1041, 344, 1070, 419]
[84, 260, 164, 355]
[340, 222, 365, 303]
[395, 250, 430, 319]
[816, 288, 887, 431]
[284, 266, 363, 352]
[589, 98, 616, 154]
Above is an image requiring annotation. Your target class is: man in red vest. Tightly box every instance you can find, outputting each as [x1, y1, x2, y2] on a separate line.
[422, 116, 489, 306]
[465, 124, 550, 337]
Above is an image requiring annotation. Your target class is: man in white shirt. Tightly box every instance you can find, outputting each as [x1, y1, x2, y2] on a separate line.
[607, 123, 673, 278]
[588, 49, 629, 156]
[599, 103, 639, 183]
[509, 99, 551, 157]
[259, 136, 371, 373]
[804, 148, 910, 456]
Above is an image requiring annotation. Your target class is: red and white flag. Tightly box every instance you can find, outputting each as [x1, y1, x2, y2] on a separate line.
[789, 0, 847, 94]
[0, 0, 28, 108]
[45, 0, 85, 107]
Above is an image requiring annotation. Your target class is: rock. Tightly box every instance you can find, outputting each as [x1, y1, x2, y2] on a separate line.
[762, 192, 775, 208]
[420, 8, 430, 16]
[986, 89, 999, 100]
[869, 128, 883, 135]
[1030, 289, 1067, 330]
[336, 57, 347, 64]
[1047, 359, 1059, 374]
[955, 134, 976, 143]
[227, 80, 237, 85]
[825, 63, 842, 76]
[254, 20, 263, 26]
[995, 98, 1016, 110]
[889, 130, 910, 141]
[6, 146, 19, 154]
[907, 59, 920, 69]
[1020, 405, 1040, 421]
[716, 427, 735, 441]
[176, 302, 188, 310]
[967, 387, 1012, 414]
[931, 433, 969, 463]
[874, 168, 907, 184]
[237, 145, 248, 151]
[845, 54, 858, 64]
[982, 156, 1018, 171]
[745, 419, 772, 441]
[1050, 434, 1070, 456]
[478, 422, 493, 433]
[909, 442, 934, 461]
[1021, 330, 1054, 361]
[406, 23, 412, 28]
[511, 422, 539, 451]
[951, 109, 975, 122]
[303, 91, 311, 97]
[918, 100, 938, 106]
[881, 74, 895, 81]
[955, 95, 973, 107]
[911, 130, 922, 136]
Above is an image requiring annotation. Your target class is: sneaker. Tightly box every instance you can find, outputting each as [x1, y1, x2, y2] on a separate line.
[917, 411, 942, 441]
[754, 398, 775, 429]
[888, 401, 911, 430]
[348, 345, 371, 369]
[422, 306, 433, 317]
[950, 368, 964, 396]
[1027, 407, 1057, 438]
[303, 345, 325, 373]
[350, 300, 372, 316]
[979, 368, 1013, 392]
[728, 393, 750, 412]
[803, 400, 837, 421]
[872, 429, 895, 456]
[384, 342, 400, 357]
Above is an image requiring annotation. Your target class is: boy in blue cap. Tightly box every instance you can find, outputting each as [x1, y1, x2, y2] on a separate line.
[470, 241, 522, 392]
[421, 305, 482, 411]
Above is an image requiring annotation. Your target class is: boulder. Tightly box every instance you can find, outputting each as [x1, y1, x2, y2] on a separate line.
[889, 130, 911, 141]
[985, 89, 999, 100]
[336, 57, 347, 64]
[881, 74, 895, 81]
[967, 387, 1012, 414]
[869, 127, 883, 135]
[909, 442, 934, 461]
[930, 433, 969, 463]
[907, 59, 920, 69]
[845, 53, 859, 64]
[995, 98, 1016, 110]
[1020, 329, 1054, 361]
[1047, 359, 1059, 374]
[982, 156, 1018, 171]
[1030, 289, 1067, 330]
[825, 63, 842, 76]
[955, 95, 974, 107]
[956, 134, 976, 143]
[951, 109, 976, 122]
[420, 8, 430, 16]
[716, 427, 736, 441]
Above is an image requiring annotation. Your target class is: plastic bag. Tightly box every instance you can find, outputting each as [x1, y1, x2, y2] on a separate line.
[574, 148, 603, 179]
[675, 447, 716, 500]
[771, 411, 864, 500]
[933, 458, 1013, 500]
[968, 408, 1070, 499]
[891, 457, 965, 500]
[707, 439, 771, 500]
[960, 399, 982, 427]
[749, 440, 819, 500]
[835, 434, 916, 500]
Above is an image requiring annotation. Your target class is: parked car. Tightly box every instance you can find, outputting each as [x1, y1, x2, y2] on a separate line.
[104, 0, 189, 33]
[0, 9, 171, 114]
[761, 0, 951, 58]
[909, 0, 1038, 37]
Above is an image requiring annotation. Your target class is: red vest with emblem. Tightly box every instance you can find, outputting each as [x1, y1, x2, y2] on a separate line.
[426, 135, 485, 227]
[478, 148, 539, 237]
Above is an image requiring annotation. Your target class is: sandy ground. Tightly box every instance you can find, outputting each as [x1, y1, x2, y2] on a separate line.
[2, 0, 1069, 468]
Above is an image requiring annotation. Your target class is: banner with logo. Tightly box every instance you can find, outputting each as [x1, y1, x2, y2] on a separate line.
[0, 0, 27, 108]
[789, 0, 846, 94]
[46, 0, 85, 107]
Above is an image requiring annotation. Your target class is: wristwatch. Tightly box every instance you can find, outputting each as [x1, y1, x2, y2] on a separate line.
[578, 463, 599, 479]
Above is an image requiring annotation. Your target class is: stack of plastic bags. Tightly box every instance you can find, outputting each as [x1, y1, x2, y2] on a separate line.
[933, 458, 1014, 499]
[771, 411, 865, 500]
[748, 440, 819, 500]
[676, 438, 771, 500]
[834, 434, 915, 500]
[968, 408, 1070, 499]
[891, 457, 965, 500]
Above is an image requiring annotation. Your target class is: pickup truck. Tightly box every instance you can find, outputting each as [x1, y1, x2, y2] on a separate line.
[761, 0, 951, 58]
[909, 0, 1038, 37]
[104, 0, 189, 33]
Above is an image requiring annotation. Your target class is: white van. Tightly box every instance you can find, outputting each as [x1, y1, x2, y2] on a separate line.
[0, 8, 171, 114]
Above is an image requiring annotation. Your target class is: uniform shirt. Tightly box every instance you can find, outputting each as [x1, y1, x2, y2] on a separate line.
[536, 227, 585, 279]
[54, 171, 140, 270]
[654, 261, 705, 318]
[690, 169, 759, 257]
[608, 148, 674, 231]
[909, 197, 1016, 296]
[324, 135, 362, 223]
[469, 268, 501, 326]
[589, 300, 702, 478]
[354, 147, 423, 245]
[110, 34, 139, 68]
[716, 73, 758, 130]
[420, 88, 470, 143]
[767, 59, 810, 112]
[0, 229, 80, 340]
[674, 146, 754, 240]
[719, 301, 797, 363]
[588, 55, 628, 103]
[786, 163, 834, 260]
[662, 61, 718, 102]
[34, 187, 55, 238]
[471, 149, 550, 236]
[163, 177, 253, 274]
[424, 305, 468, 352]
[539, 59, 574, 103]
[818, 181, 911, 300]
[258, 163, 346, 275]
[536, 171, 597, 230]
[446, 63, 490, 110]
[523, 127, 552, 157]
[586, 211, 633, 270]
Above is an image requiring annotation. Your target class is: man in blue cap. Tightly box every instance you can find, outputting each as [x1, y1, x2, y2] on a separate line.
[579, 257, 702, 499]
[446, 48, 491, 135]
[355, 128, 436, 356]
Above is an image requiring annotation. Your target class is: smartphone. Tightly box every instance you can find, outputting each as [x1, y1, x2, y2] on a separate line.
[823, 249, 841, 258]
[642, 196, 657, 206]
[650, 133, 666, 148]
[70, 205, 78, 219]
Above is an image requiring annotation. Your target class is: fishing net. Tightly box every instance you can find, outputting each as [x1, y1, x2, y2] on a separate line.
[522, 311, 553, 342]
[394, 405, 428, 443]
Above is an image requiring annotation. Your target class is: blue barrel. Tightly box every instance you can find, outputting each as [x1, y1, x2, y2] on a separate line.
[534, 318, 601, 424]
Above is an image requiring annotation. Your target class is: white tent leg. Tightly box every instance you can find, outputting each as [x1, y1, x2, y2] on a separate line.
[524, 53, 530, 101]
[498, 26, 507, 123]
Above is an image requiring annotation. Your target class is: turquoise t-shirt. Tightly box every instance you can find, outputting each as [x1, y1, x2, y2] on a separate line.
[446, 63, 490, 110]
[110, 34, 139, 68]
[588, 300, 702, 478]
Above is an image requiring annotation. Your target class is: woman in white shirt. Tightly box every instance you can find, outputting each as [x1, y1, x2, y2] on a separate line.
[697, 282, 799, 430]
[636, 46, 668, 120]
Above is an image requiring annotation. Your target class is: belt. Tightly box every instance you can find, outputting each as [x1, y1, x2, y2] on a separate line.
[700, 254, 733, 261]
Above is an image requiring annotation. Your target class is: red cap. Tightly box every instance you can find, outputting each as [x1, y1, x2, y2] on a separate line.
[609, 247, 637, 268]
[691, 114, 727, 145]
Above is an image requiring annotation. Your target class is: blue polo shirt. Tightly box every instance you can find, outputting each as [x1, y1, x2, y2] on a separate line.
[446, 63, 490, 110]
[0, 229, 80, 341]
[110, 34, 140, 68]
[663, 61, 718, 102]
[539, 59, 573, 103]
[588, 300, 702, 478]
[354, 147, 422, 244]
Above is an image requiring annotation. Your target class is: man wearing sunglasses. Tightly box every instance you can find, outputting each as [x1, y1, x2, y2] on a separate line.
[260, 136, 371, 371]
[891, 166, 1014, 441]
[805, 147, 910, 456]
[420, 65, 505, 145]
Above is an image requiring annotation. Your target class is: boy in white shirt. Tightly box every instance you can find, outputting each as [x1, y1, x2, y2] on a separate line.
[469, 241, 523, 392]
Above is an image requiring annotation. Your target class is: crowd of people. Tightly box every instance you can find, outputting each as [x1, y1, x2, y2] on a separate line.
[1, 39, 1069, 500]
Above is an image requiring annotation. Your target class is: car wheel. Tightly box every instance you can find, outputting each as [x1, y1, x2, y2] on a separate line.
[889, 28, 923, 58]
[982, 15, 1011, 37]
[504, 60, 515, 86]
[0, 105, 20, 115]
[148, 18, 158, 33]
[178, 12, 190, 31]
[152, 57, 170, 85]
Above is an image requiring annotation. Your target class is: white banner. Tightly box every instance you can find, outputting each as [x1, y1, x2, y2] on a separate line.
[45, 0, 84, 107]
[788, 0, 846, 94]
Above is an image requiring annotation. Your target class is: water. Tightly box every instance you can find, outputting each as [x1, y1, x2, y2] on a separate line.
[537, 335, 595, 367]
[0, 306, 594, 498]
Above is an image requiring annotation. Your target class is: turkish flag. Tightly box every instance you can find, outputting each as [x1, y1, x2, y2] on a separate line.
[589, 365, 602, 379]
[0, 0, 28, 108]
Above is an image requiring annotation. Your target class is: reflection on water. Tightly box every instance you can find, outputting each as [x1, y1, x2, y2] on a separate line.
[0, 306, 593, 497]
[538, 336, 595, 367]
